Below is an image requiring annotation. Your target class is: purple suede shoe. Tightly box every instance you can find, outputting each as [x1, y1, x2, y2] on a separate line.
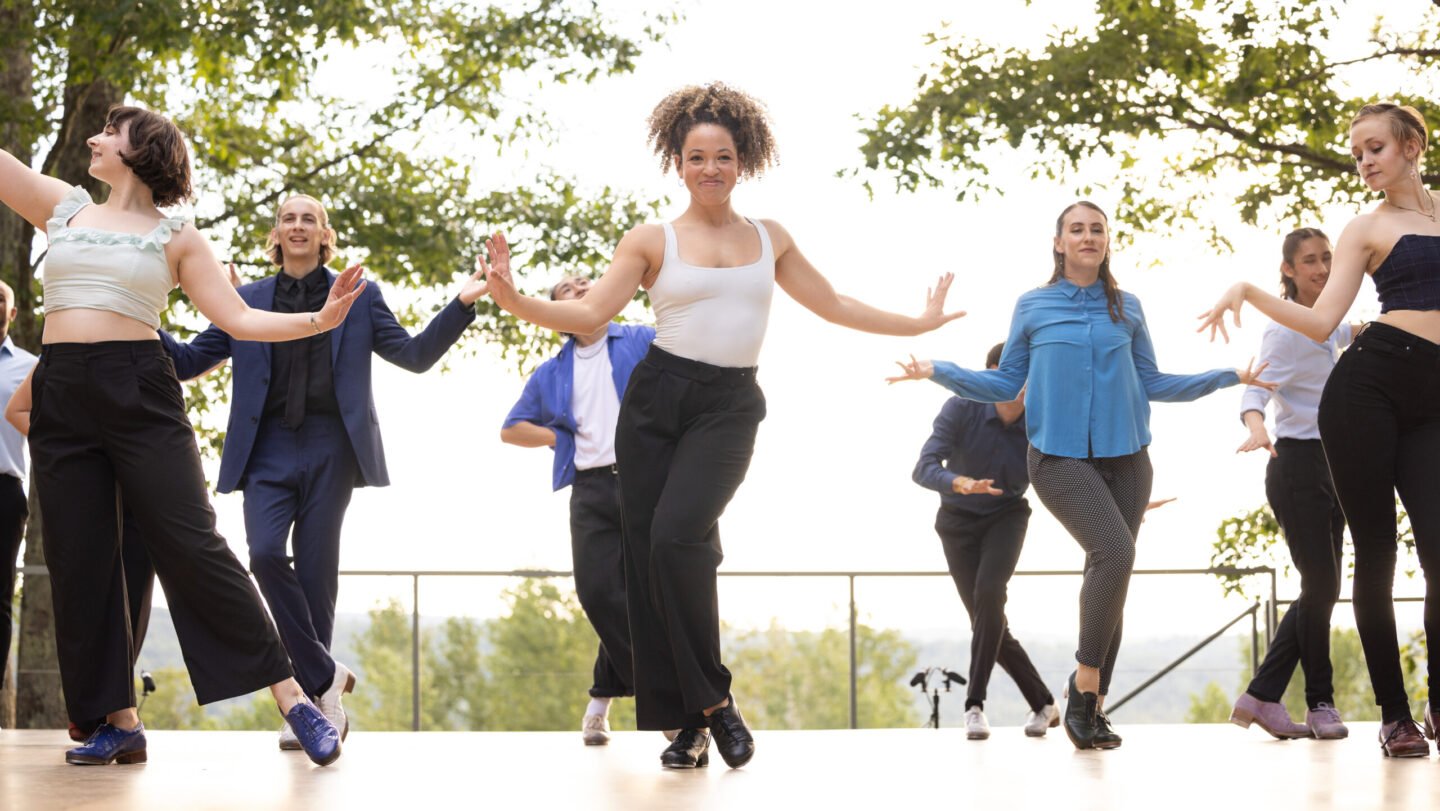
[1229, 693, 1309, 739]
[1305, 703, 1349, 740]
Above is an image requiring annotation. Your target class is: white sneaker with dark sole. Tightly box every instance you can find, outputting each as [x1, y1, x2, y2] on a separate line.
[583, 713, 611, 745]
[1024, 704, 1061, 737]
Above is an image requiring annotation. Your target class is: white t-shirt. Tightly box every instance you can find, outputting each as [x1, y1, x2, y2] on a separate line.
[571, 338, 620, 470]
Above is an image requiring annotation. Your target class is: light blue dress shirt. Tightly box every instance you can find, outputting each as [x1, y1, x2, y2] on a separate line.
[1238, 320, 1350, 441]
[930, 279, 1239, 459]
[0, 336, 38, 480]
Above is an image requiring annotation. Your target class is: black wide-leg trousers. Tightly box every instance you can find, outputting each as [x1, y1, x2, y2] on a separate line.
[29, 341, 292, 722]
[614, 345, 764, 731]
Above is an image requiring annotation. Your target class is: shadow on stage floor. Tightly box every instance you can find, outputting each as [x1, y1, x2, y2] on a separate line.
[2, 723, 1438, 810]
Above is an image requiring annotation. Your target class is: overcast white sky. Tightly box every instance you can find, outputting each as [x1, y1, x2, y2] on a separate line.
[119, 0, 1435, 643]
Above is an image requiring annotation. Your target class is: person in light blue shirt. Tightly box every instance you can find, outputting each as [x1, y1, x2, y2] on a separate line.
[1229, 228, 1351, 742]
[891, 201, 1271, 751]
[0, 280, 39, 689]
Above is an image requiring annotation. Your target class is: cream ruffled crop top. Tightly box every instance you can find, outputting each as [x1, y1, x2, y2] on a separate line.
[43, 186, 182, 330]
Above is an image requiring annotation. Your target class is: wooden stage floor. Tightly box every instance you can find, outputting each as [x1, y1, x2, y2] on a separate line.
[3, 723, 1438, 810]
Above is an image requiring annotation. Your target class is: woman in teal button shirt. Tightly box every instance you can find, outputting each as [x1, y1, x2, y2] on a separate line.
[891, 201, 1271, 750]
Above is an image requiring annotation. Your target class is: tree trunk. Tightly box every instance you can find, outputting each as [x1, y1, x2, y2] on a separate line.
[0, 2, 35, 730]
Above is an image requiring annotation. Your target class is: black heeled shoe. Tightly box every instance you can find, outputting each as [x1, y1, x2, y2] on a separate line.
[1063, 672, 1100, 751]
[660, 728, 711, 769]
[1093, 709, 1122, 749]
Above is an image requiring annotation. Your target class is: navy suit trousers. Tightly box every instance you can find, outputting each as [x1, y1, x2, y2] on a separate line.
[242, 413, 358, 697]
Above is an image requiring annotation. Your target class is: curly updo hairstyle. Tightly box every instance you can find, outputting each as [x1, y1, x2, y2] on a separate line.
[646, 82, 779, 179]
[105, 105, 192, 208]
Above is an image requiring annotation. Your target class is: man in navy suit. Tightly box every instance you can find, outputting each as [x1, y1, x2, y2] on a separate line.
[161, 194, 486, 747]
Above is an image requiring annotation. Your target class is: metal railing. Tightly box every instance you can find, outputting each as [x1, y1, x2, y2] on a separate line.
[18, 563, 1280, 730]
[327, 565, 1279, 730]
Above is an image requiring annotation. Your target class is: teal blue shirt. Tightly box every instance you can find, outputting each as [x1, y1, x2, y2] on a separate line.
[931, 279, 1239, 459]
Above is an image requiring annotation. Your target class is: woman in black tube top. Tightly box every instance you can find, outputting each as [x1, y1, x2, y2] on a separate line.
[1199, 102, 1440, 759]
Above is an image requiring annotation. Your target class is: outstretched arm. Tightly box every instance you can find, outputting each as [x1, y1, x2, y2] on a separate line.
[174, 227, 366, 342]
[1198, 219, 1370, 344]
[770, 221, 964, 336]
[889, 299, 1029, 402]
[1133, 298, 1257, 400]
[0, 149, 71, 230]
[481, 230, 650, 335]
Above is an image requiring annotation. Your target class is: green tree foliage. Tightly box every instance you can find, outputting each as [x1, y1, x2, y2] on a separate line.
[856, 0, 1440, 246]
[1186, 628, 1427, 723]
[727, 622, 919, 729]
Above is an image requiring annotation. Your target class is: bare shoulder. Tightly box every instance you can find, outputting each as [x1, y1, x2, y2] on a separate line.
[756, 218, 794, 254]
[617, 223, 667, 267]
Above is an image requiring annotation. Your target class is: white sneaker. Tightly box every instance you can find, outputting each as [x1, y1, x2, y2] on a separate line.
[582, 713, 611, 745]
[317, 661, 356, 741]
[278, 721, 301, 751]
[1024, 703, 1061, 737]
[965, 706, 991, 740]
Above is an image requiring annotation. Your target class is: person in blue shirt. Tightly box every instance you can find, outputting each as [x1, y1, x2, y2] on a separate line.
[501, 274, 655, 746]
[913, 341, 1058, 741]
[891, 201, 1272, 750]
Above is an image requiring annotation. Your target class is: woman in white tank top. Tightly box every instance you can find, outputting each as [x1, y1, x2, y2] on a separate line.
[482, 83, 964, 771]
[0, 106, 364, 767]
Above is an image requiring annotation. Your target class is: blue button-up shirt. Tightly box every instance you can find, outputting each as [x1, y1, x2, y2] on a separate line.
[931, 280, 1239, 459]
[503, 323, 655, 491]
[0, 336, 39, 481]
[913, 397, 1029, 517]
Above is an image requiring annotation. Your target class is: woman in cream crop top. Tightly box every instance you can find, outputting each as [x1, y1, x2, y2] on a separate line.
[0, 105, 368, 765]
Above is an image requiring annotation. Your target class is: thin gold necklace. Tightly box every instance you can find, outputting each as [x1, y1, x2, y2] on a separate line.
[1386, 189, 1438, 223]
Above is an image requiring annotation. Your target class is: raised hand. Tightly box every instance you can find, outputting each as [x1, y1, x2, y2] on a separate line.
[315, 263, 367, 331]
[226, 262, 243, 288]
[457, 259, 489, 306]
[477, 232, 516, 308]
[886, 354, 934, 384]
[1235, 357, 1277, 391]
[916, 272, 966, 332]
[1196, 282, 1250, 343]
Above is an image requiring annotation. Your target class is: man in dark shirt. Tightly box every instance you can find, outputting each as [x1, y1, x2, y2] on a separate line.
[161, 194, 487, 749]
[913, 342, 1056, 740]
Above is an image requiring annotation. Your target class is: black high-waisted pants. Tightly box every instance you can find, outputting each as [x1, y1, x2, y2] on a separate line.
[1317, 322, 1440, 723]
[1245, 438, 1344, 709]
[29, 341, 292, 722]
[614, 345, 764, 730]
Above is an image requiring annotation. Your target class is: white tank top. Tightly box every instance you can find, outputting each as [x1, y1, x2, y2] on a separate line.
[649, 218, 775, 368]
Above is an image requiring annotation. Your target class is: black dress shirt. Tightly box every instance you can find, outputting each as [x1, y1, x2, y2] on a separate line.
[264, 267, 340, 425]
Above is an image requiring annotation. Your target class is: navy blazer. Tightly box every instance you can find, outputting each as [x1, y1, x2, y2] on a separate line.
[159, 271, 475, 492]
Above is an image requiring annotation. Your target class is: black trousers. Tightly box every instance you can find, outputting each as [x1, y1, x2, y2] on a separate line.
[935, 500, 1052, 711]
[570, 466, 634, 698]
[614, 345, 764, 730]
[29, 341, 292, 721]
[1, 474, 26, 676]
[1246, 438, 1343, 708]
[1318, 322, 1440, 723]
